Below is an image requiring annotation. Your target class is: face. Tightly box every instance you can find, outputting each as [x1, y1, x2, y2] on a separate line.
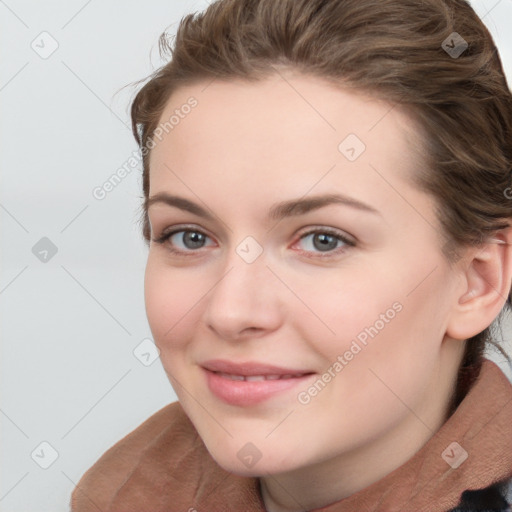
[144, 72, 464, 477]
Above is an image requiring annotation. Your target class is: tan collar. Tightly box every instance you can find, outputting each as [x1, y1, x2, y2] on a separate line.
[72, 360, 512, 512]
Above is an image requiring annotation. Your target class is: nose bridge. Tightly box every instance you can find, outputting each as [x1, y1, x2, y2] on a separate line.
[213, 244, 271, 303]
[204, 240, 282, 337]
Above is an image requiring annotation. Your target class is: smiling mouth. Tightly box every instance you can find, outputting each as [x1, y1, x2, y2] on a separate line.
[202, 363, 316, 406]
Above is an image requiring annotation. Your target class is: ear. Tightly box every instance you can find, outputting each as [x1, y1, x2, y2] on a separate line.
[446, 228, 512, 341]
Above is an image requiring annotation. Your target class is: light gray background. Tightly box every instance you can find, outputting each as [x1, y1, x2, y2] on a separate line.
[1, 1, 511, 510]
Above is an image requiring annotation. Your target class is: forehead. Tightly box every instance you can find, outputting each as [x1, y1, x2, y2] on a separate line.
[147, 72, 426, 213]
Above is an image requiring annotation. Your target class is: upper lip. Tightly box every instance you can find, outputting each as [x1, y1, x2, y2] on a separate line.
[201, 359, 314, 376]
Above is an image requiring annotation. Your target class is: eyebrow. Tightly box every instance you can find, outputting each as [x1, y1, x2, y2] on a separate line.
[145, 192, 380, 221]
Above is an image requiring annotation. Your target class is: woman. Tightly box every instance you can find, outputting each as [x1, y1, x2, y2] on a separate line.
[71, 0, 512, 510]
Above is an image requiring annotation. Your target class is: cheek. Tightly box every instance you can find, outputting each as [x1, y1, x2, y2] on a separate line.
[296, 258, 449, 378]
[290, 266, 400, 349]
[327, 273, 450, 407]
[144, 256, 204, 355]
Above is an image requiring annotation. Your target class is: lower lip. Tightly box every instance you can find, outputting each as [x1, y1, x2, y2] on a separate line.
[203, 369, 314, 406]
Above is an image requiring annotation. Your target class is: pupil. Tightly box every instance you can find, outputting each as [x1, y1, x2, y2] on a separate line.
[183, 231, 205, 249]
[313, 233, 337, 252]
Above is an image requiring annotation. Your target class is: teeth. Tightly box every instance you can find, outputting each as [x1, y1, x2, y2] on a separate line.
[216, 372, 304, 381]
[218, 372, 245, 381]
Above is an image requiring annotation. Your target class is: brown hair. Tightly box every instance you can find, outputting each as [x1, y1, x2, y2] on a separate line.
[130, 0, 512, 411]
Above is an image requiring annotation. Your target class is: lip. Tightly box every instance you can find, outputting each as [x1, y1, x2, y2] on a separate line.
[201, 359, 316, 406]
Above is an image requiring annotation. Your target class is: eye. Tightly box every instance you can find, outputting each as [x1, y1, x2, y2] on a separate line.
[153, 227, 215, 253]
[294, 228, 354, 256]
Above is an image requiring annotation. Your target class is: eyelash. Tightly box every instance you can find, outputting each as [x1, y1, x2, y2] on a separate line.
[152, 225, 355, 258]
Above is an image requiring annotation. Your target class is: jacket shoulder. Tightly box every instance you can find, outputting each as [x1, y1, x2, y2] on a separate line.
[70, 401, 189, 512]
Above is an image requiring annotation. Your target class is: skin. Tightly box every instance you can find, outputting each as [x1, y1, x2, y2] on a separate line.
[143, 71, 509, 512]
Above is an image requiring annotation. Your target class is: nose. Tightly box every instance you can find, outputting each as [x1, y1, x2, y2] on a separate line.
[203, 253, 283, 341]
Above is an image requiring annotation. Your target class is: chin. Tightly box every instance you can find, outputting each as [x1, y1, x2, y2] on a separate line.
[206, 442, 303, 478]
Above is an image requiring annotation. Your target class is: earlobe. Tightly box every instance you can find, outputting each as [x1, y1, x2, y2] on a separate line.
[446, 230, 512, 341]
